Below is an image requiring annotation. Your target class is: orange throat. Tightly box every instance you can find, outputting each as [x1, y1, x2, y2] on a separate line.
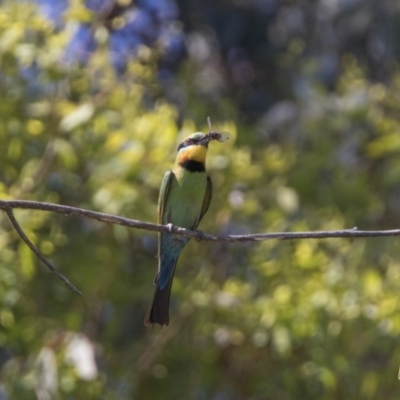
[176, 144, 207, 165]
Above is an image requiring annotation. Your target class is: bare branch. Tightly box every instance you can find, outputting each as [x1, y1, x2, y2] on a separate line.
[1, 199, 400, 242]
[4, 206, 83, 296]
[2, 199, 400, 296]
[12, 140, 57, 199]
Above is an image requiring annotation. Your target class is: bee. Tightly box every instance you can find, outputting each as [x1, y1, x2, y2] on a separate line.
[206, 116, 231, 142]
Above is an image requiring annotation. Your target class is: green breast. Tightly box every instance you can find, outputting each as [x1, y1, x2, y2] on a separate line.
[163, 169, 207, 229]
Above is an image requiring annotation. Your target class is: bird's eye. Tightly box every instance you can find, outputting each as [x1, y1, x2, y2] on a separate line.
[186, 138, 193, 144]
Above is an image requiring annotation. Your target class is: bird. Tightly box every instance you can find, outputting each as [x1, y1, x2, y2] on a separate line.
[144, 129, 228, 326]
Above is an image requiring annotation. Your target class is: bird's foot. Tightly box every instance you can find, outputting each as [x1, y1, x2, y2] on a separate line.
[194, 230, 204, 242]
[166, 223, 174, 235]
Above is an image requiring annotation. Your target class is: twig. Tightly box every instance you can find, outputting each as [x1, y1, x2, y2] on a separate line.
[12, 140, 57, 199]
[137, 320, 181, 372]
[4, 206, 83, 296]
[1, 200, 400, 242]
[2, 199, 400, 296]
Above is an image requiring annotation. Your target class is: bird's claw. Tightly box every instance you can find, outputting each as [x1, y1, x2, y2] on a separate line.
[195, 230, 204, 242]
[166, 223, 174, 235]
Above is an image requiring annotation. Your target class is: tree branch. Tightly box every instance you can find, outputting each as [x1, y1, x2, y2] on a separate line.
[1, 199, 400, 242]
[4, 206, 82, 296]
[2, 199, 400, 296]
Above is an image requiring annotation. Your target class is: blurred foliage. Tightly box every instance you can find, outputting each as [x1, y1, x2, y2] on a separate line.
[1, 1, 400, 400]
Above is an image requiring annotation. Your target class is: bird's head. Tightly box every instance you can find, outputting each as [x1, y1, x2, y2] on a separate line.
[175, 130, 230, 170]
[175, 132, 212, 166]
[177, 132, 212, 151]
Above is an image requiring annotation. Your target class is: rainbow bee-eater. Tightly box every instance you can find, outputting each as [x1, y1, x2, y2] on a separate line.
[144, 129, 229, 326]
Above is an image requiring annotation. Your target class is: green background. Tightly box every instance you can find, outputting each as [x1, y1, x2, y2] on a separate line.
[1, 1, 400, 399]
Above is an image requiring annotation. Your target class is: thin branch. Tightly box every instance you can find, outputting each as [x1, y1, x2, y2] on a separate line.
[0, 200, 400, 242]
[4, 206, 83, 296]
[1, 199, 400, 242]
[2, 199, 400, 297]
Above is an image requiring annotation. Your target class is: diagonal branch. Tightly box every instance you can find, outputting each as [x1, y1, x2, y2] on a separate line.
[4, 206, 82, 296]
[1, 199, 400, 242]
[2, 199, 400, 296]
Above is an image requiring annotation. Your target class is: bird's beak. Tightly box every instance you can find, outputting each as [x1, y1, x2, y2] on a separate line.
[198, 135, 214, 147]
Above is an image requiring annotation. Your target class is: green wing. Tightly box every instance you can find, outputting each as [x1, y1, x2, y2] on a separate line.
[158, 170, 173, 224]
[196, 176, 212, 228]
[157, 170, 173, 273]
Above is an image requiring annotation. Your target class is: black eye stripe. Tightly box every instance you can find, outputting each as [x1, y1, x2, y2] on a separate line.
[178, 138, 197, 151]
[177, 134, 208, 151]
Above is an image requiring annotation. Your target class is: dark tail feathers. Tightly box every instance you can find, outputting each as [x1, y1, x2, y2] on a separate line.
[144, 276, 174, 326]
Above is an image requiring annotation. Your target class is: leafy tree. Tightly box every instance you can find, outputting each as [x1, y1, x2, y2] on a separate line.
[1, 1, 400, 399]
